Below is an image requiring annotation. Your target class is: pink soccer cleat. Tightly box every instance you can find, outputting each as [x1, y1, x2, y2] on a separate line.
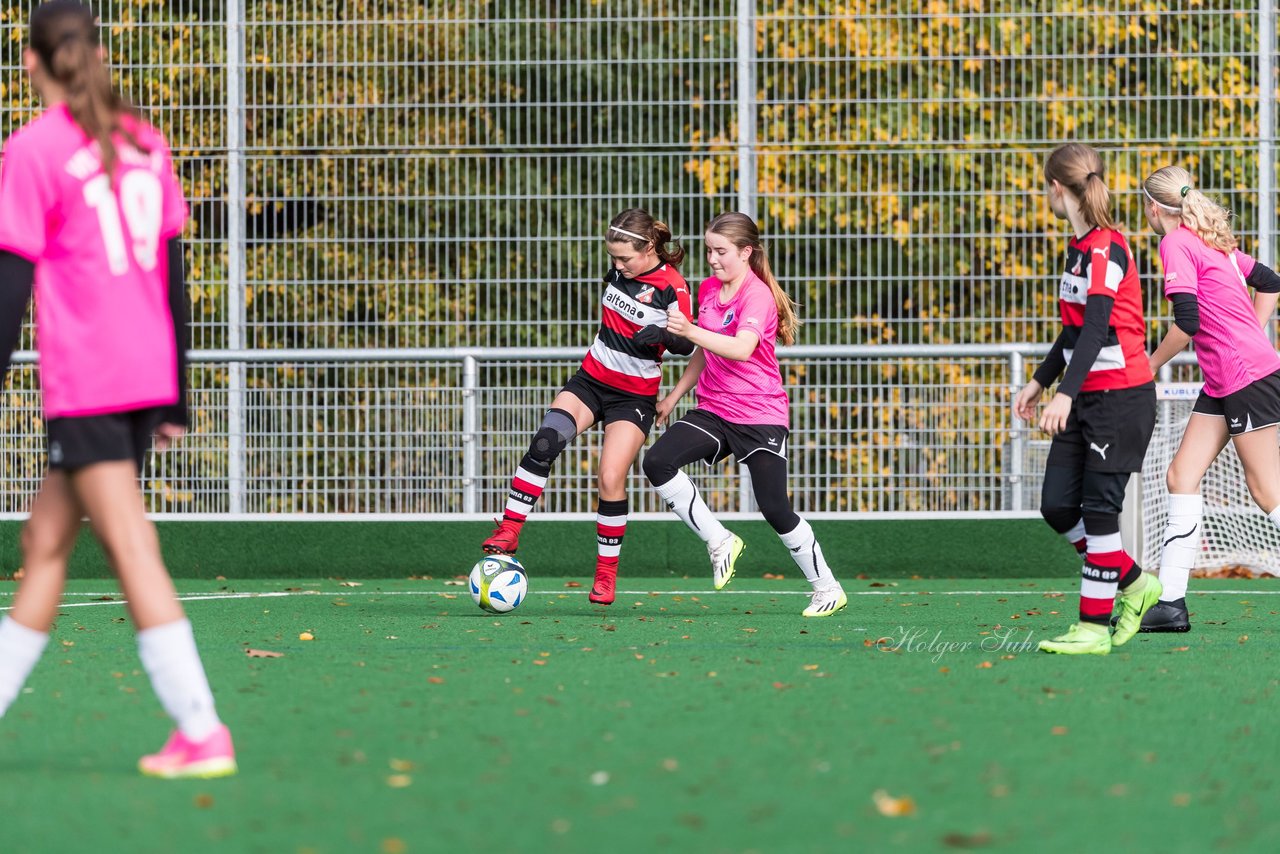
[138, 724, 238, 779]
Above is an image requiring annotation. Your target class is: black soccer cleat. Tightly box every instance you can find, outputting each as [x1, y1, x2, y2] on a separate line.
[1111, 597, 1190, 633]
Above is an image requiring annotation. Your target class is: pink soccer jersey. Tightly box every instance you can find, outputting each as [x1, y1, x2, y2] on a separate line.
[1159, 225, 1280, 397]
[693, 271, 790, 426]
[0, 105, 187, 418]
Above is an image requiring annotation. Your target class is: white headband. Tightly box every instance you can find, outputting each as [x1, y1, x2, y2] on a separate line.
[1142, 185, 1182, 213]
[608, 225, 648, 242]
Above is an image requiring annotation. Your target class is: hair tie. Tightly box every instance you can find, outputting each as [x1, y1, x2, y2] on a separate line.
[1179, 185, 1190, 198]
[1085, 171, 1102, 181]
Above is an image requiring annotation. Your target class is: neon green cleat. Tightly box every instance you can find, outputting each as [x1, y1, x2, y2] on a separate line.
[1038, 622, 1111, 655]
[1111, 572, 1163, 646]
[708, 532, 745, 590]
[803, 586, 848, 617]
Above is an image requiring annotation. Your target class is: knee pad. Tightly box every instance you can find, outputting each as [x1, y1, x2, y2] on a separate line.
[528, 408, 577, 466]
[1040, 505, 1081, 535]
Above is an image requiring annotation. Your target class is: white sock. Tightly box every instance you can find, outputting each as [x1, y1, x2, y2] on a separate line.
[655, 472, 729, 546]
[137, 619, 221, 741]
[780, 519, 839, 589]
[1063, 518, 1086, 553]
[0, 617, 49, 718]
[1158, 493, 1203, 602]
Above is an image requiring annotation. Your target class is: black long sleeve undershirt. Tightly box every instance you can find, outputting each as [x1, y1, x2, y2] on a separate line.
[0, 251, 35, 386]
[1033, 294, 1115, 400]
[1248, 261, 1280, 293]
[161, 236, 191, 427]
[1170, 291, 1200, 336]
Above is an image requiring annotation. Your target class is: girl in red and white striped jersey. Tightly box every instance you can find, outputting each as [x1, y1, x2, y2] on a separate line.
[482, 209, 694, 604]
[1013, 143, 1160, 655]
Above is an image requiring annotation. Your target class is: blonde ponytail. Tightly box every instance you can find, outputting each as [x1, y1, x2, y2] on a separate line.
[1144, 165, 1237, 252]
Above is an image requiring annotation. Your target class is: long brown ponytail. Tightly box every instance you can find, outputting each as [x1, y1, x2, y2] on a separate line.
[30, 0, 147, 179]
[1043, 143, 1116, 231]
[705, 212, 800, 345]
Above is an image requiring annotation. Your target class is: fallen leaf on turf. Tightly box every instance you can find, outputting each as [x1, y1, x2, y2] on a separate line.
[1239, 635, 1249, 643]
[565, 581, 582, 588]
[386, 774, 412, 788]
[299, 632, 314, 641]
[803, 664, 819, 670]
[1171, 646, 1190, 652]
[382, 839, 406, 854]
[873, 789, 917, 817]
[771, 681, 791, 691]
[942, 831, 992, 848]
[427, 676, 445, 684]
[245, 649, 283, 658]
[976, 661, 993, 669]
[532, 660, 547, 666]
[1051, 726, 1068, 735]
[662, 758, 679, 771]
[193, 793, 214, 809]
[389, 759, 415, 772]
[1172, 793, 1191, 807]
[762, 573, 785, 580]
[339, 581, 363, 587]
[442, 579, 464, 586]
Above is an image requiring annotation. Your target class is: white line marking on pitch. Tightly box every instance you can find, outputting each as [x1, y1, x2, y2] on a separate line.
[3, 587, 1278, 613]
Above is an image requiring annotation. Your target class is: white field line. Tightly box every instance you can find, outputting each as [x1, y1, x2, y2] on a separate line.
[2, 587, 1278, 612]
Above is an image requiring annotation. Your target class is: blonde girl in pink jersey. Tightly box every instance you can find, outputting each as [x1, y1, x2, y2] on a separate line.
[0, 1, 234, 778]
[643, 212, 847, 617]
[1140, 165, 1280, 633]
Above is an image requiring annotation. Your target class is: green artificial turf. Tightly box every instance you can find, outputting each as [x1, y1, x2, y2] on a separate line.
[2, 577, 1278, 853]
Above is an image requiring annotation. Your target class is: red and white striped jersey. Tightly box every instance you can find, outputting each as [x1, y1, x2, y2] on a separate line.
[581, 263, 692, 397]
[1057, 228, 1152, 392]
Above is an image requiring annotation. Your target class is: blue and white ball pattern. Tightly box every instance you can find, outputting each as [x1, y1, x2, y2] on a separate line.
[469, 555, 529, 613]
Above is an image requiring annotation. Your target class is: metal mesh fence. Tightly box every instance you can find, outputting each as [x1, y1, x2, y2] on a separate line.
[0, 2, 1276, 519]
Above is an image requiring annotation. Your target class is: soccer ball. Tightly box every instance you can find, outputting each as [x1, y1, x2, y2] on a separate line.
[468, 555, 528, 614]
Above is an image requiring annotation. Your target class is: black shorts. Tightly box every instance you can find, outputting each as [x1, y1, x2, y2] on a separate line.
[1046, 382, 1155, 474]
[671, 408, 789, 465]
[1191, 370, 1280, 436]
[560, 370, 657, 436]
[46, 408, 164, 473]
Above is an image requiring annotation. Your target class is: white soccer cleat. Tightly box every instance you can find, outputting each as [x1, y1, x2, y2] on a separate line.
[708, 532, 744, 590]
[803, 585, 848, 618]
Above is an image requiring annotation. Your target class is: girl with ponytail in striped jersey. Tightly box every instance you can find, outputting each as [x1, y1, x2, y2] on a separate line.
[482, 209, 694, 604]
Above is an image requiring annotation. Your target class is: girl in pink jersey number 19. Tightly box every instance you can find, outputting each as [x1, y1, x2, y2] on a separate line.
[0, 2, 234, 778]
[643, 212, 848, 617]
[482, 209, 693, 604]
[1140, 166, 1280, 632]
[1013, 143, 1161, 655]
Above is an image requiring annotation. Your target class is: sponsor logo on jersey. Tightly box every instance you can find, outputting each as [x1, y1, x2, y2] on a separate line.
[603, 287, 647, 321]
[1092, 247, 1108, 258]
[635, 286, 655, 304]
[1166, 272, 1178, 284]
[745, 316, 759, 326]
[1070, 256, 1082, 276]
[722, 308, 735, 327]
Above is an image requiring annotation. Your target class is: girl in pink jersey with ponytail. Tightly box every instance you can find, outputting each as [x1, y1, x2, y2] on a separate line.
[644, 212, 847, 617]
[1139, 166, 1280, 633]
[0, 1, 234, 778]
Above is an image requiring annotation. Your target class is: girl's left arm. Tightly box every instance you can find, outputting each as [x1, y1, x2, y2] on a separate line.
[665, 305, 759, 361]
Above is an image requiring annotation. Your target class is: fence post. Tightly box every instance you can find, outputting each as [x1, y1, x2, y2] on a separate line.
[226, 0, 247, 514]
[737, 0, 757, 220]
[462, 355, 478, 514]
[1008, 351, 1025, 511]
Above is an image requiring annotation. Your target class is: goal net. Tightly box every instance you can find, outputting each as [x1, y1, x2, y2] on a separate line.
[1132, 382, 1280, 577]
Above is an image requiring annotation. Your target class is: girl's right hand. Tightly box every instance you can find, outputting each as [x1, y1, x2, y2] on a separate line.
[655, 394, 678, 427]
[1013, 380, 1043, 423]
